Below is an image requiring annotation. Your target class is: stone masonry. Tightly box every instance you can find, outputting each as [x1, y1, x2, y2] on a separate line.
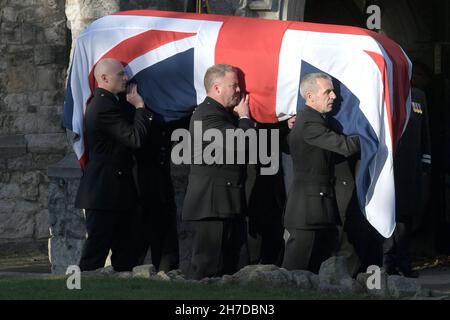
[0, 0, 70, 245]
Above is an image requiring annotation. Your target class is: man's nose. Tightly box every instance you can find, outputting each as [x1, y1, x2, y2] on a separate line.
[330, 91, 336, 99]
[236, 86, 241, 93]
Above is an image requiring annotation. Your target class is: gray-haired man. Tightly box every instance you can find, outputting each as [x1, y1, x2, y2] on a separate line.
[282, 73, 360, 273]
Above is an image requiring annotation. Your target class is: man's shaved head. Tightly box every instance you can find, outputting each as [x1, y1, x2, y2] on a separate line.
[94, 58, 128, 94]
[94, 59, 122, 82]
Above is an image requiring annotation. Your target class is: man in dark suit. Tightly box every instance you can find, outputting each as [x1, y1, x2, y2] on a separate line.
[383, 87, 431, 278]
[75, 58, 153, 271]
[182, 64, 252, 280]
[282, 73, 360, 273]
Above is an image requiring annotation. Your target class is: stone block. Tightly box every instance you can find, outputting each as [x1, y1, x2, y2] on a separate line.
[27, 91, 43, 106]
[6, 45, 34, 66]
[0, 22, 21, 44]
[0, 204, 35, 240]
[34, 45, 56, 65]
[35, 209, 50, 239]
[356, 270, 390, 297]
[7, 153, 33, 170]
[67, 178, 80, 199]
[6, 64, 35, 93]
[21, 7, 46, 22]
[0, 115, 13, 135]
[36, 67, 58, 90]
[78, 0, 120, 20]
[54, 45, 69, 66]
[388, 275, 421, 299]
[26, 133, 68, 154]
[33, 153, 65, 170]
[48, 236, 84, 274]
[38, 180, 49, 204]
[27, 92, 63, 109]
[132, 264, 156, 279]
[20, 171, 45, 201]
[290, 270, 316, 290]
[0, 134, 27, 158]
[319, 256, 353, 285]
[49, 206, 86, 238]
[27, 105, 37, 113]
[42, 90, 64, 105]
[0, 45, 7, 70]
[0, 171, 11, 184]
[3, 93, 29, 112]
[42, 21, 66, 45]
[48, 176, 85, 239]
[0, 159, 6, 170]
[21, 22, 37, 45]
[13, 0, 36, 7]
[0, 181, 21, 199]
[12, 113, 63, 134]
[47, 153, 82, 179]
[1, 6, 19, 22]
[0, 200, 15, 214]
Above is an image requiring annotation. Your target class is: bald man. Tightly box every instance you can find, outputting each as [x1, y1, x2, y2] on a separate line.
[75, 58, 153, 271]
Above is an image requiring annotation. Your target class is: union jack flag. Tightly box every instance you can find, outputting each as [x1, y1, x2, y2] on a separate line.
[63, 10, 412, 238]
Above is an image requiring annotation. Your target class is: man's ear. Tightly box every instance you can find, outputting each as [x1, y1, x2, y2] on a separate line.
[101, 74, 108, 83]
[214, 83, 221, 95]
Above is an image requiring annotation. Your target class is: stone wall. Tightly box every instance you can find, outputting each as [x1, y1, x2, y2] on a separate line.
[0, 0, 70, 244]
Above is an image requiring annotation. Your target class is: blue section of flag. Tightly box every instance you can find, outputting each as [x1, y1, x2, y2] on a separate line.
[63, 66, 74, 131]
[296, 61, 382, 212]
[133, 48, 197, 122]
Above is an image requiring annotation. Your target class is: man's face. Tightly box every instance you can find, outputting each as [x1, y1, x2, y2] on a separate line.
[217, 71, 241, 108]
[106, 62, 128, 94]
[309, 78, 336, 113]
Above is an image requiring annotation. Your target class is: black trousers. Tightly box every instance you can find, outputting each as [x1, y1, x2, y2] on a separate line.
[135, 204, 179, 272]
[189, 216, 248, 280]
[247, 221, 285, 266]
[282, 228, 338, 273]
[383, 222, 411, 270]
[79, 209, 135, 272]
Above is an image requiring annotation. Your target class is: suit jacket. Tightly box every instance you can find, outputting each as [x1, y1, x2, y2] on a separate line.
[182, 96, 253, 220]
[75, 88, 153, 211]
[394, 87, 431, 222]
[284, 105, 360, 230]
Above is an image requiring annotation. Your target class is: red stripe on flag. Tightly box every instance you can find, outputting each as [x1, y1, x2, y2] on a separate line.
[102, 29, 196, 64]
[370, 34, 410, 154]
[364, 51, 394, 146]
[215, 18, 290, 123]
[87, 29, 196, 92]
